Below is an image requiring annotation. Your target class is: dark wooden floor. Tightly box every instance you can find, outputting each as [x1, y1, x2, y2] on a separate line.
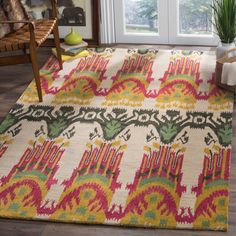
[0, 47, 235, 236]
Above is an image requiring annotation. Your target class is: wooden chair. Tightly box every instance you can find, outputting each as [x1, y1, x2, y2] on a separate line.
[0, 0, 63, 102]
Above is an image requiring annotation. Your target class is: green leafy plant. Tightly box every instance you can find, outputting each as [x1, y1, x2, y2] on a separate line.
[211, 0, 236, 43]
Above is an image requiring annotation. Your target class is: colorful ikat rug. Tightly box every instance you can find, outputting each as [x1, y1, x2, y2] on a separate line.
[0, 48, 234, 231]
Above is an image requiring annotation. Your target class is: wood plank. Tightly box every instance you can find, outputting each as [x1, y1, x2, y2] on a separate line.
[0, 219, 46, 236]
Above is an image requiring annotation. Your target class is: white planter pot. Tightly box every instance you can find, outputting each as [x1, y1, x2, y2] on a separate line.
[216, 42, 236, 59]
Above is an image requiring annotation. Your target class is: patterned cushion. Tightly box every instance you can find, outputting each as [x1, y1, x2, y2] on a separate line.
[1, 0, 29, 32]
[0, 5, 11, 39]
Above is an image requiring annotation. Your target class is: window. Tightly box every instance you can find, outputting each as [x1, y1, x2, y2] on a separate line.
[169, 0, 217, 45]
[179, 0, 212, 35]
[124, 0, 159, 34]
[113, 0, 218, 45]
[114, 0, 168, 44]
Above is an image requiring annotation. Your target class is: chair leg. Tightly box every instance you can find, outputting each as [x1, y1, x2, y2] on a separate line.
[52, 22, 63, 70]
[29, 43, 43, 102]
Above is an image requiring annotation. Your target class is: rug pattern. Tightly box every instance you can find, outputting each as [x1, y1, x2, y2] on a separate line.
[0, 48, 234, 231]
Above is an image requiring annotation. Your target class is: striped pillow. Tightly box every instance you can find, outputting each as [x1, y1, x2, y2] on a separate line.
[0, 5, 11, 39]
[1, 0, 29, 34]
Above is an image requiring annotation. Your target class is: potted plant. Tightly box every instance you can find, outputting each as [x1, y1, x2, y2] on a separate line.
[211, 0, 236, 59]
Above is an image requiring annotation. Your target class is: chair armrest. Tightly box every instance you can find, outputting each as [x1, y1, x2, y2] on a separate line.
[50, 0, 58, 19]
